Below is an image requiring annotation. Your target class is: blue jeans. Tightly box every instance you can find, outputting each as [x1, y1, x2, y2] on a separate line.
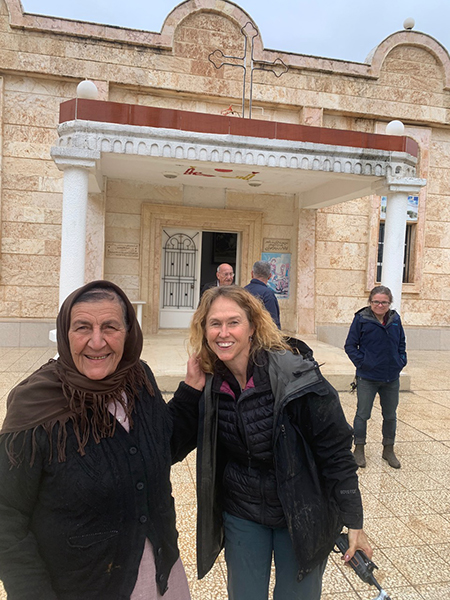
[223, 511, 327, 600]
[353, 377, 400, 445]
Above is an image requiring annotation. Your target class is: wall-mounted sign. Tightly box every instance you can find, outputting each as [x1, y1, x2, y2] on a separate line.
[263, 238, 290, 253]
[106, 243, 140, 259]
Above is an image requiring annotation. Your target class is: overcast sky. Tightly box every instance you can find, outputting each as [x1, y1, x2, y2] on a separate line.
[21, 0, 450, 63]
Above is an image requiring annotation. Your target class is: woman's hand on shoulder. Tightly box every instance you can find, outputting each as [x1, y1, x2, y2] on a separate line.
[184, 354, 206, 391]
[343, 528, 373, 562]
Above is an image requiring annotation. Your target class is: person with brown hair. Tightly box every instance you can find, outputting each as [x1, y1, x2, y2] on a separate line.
[0, 280, 203, 600]
[188, 285, 371, 600]
[345, 285, 407, 469]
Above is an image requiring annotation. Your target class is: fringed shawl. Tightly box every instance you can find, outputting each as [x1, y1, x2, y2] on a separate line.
[1, 280, 153, 465]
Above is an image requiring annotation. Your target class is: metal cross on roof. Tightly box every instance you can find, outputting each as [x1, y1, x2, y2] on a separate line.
[208, 22, 288, 119]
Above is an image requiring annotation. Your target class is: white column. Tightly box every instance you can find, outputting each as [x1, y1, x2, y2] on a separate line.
[59, 166, 89, 307]
[51, 147, 100, 307]
[380, 177, 426, 313]
[381, 190, 408, 311]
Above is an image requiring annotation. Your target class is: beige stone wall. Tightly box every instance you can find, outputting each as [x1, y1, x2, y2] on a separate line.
[104, 181, 184, 302]
[315, 197, 372, 325]
[376, 46, 446, 121]
[406, 124, 450, 327]
[315, 42, 450, 332]
[107, 7, 301, 124]
[0, 74, 76, 322]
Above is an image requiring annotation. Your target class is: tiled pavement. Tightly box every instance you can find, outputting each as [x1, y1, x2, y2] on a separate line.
[1, 337, 450, 599]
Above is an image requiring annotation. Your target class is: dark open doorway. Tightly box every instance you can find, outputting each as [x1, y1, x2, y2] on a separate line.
[200, 232, 238, 290]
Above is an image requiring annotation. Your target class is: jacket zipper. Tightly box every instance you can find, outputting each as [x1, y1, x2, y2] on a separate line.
[235, 389, 254, 473]
[280, 423, 295, 478]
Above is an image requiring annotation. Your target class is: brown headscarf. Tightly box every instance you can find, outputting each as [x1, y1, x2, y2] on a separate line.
[1, 280, 153, 465]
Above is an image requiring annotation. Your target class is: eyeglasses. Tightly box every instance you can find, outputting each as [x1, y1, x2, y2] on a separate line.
[370, 301, 390, 307]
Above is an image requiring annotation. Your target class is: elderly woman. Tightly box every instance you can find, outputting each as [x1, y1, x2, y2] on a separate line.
[189, 286, 371, 600]
[0, 280, 203, 600]
[345, 285, 407, 469]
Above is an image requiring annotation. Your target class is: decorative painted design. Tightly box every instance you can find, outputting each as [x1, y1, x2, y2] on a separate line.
[184, 166, 259, 180]
[262, 252, 291, 298]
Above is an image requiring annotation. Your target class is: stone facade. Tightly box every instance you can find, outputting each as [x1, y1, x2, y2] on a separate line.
[0, 0, 449, 346]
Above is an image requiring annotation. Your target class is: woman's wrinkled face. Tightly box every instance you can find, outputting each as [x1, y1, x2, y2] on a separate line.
[205, 296, 254, 373]
[68, 300, 127, 380]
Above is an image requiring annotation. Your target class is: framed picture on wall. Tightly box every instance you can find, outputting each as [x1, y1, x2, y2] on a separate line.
[261, 252, 291, 298]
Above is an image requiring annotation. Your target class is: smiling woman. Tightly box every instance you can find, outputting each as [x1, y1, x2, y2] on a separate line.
[0, 280, 205, 600]
[205, 295, 255, 388]
[344, 285, 407, 470]
[68, 292, 128, 380]
[188, 285, 372, 600]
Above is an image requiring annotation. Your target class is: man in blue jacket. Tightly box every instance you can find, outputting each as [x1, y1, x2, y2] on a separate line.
[245, 261, 281, 328]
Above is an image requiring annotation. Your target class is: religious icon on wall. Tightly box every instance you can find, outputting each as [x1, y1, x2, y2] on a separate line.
[262, 252, 291, 299]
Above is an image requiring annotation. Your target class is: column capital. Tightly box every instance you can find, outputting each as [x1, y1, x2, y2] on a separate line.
[51, 146, 100, 171]
[374, 176, 427, 196]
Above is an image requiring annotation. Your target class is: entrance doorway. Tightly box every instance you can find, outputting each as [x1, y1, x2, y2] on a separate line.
[200, 231, 238, 291]
[159, 228, 238, 328]
[142, 203, 262, 333]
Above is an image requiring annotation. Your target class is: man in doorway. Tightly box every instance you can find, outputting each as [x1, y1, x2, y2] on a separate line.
[200, 263, 235, 296]
[245, 260, 281, 329]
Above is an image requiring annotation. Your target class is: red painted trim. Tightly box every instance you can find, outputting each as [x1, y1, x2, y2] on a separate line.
[59, 99, 419, 157]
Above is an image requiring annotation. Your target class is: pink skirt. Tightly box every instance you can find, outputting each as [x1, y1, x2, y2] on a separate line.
[131, 539, 191, 600]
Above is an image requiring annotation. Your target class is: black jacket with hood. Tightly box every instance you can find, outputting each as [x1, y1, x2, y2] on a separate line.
[195, 350, 363, 581]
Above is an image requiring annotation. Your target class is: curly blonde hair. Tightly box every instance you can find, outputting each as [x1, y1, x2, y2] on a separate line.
[189, 286, 291, 374]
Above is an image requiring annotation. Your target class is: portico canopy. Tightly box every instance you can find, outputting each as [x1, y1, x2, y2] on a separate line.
[51, 98, 425, 316]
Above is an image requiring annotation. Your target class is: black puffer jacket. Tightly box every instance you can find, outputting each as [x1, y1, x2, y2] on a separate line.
[196, 351, 363, 581]
[215, 361, 285, 527]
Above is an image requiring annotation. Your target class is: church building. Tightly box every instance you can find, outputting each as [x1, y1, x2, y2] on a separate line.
[0, 0, 448, 349]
